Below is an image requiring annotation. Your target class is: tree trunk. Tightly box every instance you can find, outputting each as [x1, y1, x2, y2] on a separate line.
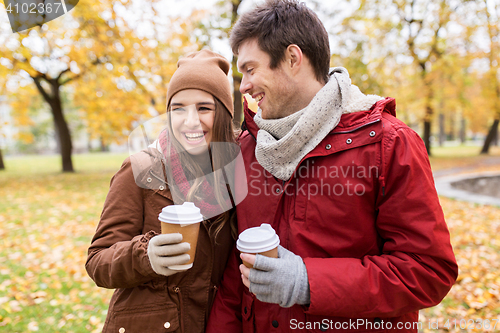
[481, 118, 500, 154]
[100, 138, 109, 152]
[33, 76, 74, 172]
[421, 68, 434, 156]
[231, 0, 243, 128]
[423, 94, 433, 156]
[50, 80, 73, 172]
[0, 149, 5, 170]
[493, 122, 498, 146]
[448, 114, 455, 141]
[232, 69, 242, 128]
[423, 119, 432, 156]
[460, 116, 466, 144]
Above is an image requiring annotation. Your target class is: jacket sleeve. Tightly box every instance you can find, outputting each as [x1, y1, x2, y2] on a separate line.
[304, 123, 458, 318]
[85, 157, 161, 289]
[206, 245, 243, 332]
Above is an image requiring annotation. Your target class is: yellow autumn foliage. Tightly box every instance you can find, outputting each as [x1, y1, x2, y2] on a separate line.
[0, 0, 207, 149]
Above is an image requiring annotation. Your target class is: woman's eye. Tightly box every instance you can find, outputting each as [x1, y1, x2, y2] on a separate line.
[172, 107, 185, 112]
[198, 107, 213, 112]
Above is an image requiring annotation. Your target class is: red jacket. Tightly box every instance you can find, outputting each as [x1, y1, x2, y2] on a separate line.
[207, 98, 458, 333]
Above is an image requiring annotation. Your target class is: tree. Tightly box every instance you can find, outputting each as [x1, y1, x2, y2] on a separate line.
[1, 1, 134, 171]
[0, 68, 7, 170]
[327, 0, 469, 155]
[201, 0, 244, 127]
[479, 0, 500, 154]
[0, 0, 205, 171]
[331, 41, 385, 96]
[431, 52, 475, 145]
[230, 0, 244, 127]
[385, 0, 458, 155]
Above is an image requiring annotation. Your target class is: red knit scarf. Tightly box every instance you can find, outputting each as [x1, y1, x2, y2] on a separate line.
[158, 129, 231, 219]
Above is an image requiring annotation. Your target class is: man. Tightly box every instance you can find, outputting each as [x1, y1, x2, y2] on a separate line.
[207, 0, 458, 332]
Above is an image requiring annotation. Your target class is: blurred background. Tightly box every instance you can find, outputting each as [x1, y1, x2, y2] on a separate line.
[0, 0, 499, 168]
[0, 0, 500, 332]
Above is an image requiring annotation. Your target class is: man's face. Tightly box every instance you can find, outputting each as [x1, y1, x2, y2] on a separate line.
[237, 39, 294, 119]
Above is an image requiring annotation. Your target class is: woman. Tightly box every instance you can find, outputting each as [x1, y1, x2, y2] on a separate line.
[86, 49, 238, 333]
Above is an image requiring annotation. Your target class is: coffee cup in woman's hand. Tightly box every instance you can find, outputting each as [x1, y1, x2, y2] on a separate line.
[147, 233, 191, 276]
[158, 202, 203, 270]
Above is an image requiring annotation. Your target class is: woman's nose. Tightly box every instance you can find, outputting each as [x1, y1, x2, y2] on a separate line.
[185, 108, 201, 127]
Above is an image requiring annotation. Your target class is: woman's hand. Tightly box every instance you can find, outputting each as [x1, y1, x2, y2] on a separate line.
[147, 233, 191, 276]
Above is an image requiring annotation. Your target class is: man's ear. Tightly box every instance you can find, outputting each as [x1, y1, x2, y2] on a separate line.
[284, 44, 303, 73]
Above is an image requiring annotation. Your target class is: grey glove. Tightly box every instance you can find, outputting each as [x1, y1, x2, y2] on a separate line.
[147, 233, 191, 276]
[249, 245, 310, 308]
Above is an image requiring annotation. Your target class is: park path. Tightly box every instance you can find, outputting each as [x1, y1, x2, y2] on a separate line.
[433, 155, 500, 207]
[433, 155, 500, 178]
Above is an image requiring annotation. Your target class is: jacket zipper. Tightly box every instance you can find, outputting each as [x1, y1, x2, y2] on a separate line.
[209, 285, 218, 312]
[173, 286, 184, 333]
[379, 122, 386, 196]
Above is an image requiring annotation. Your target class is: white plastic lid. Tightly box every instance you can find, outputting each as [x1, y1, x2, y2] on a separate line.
[158, 202, 203, 224]
[236, 223, 280, 253]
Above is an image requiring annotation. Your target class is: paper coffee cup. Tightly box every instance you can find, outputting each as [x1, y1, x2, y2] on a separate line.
[236, 223, 280, 268]
[158, 202, 203, 270]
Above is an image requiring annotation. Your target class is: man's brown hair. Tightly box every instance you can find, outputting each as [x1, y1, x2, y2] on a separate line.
[230, 0, 330, 84]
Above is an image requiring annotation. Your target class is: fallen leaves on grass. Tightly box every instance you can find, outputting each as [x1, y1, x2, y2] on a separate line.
[1, 161, 500, 332]
[0, 172, 114, 332]
[420, 198, 500, 332]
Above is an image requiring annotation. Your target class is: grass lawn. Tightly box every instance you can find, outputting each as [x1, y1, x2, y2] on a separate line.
[0, 149, 500, 332]
[0, 153, 127, 333]
[429, 145, 500, 172]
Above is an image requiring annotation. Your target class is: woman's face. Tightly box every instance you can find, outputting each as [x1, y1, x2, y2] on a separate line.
[169, 89, 215, 155]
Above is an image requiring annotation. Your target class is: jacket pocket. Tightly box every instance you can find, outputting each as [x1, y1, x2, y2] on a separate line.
[110, 303, 180, 333]
[241, 292, 255, 333]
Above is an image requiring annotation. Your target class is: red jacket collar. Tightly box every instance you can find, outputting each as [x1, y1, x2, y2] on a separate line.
[242, 96, 396, 138]
[242, 97, 259, 137]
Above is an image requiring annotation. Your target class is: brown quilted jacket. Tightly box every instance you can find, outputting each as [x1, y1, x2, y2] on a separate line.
[86, 148, 234, 333]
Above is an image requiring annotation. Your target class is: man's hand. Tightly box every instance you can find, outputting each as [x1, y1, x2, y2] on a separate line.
[239, 246, 310, 308]
[147, 233, 191, 276]
[239, 253, 256, 288]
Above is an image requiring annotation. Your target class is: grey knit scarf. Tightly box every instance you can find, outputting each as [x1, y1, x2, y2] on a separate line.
[254, 67, 383, 181]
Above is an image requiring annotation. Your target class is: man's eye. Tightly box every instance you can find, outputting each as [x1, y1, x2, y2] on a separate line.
[247, 68, 253, 74]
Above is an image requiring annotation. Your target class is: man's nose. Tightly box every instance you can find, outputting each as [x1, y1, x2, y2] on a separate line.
[240, 76, 252, 95]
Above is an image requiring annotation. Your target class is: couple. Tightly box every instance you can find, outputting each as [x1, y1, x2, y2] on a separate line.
[86, 0, 458, 332]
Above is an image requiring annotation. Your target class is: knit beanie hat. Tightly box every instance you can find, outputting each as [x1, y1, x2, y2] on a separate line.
[166, 49, 234, 118]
